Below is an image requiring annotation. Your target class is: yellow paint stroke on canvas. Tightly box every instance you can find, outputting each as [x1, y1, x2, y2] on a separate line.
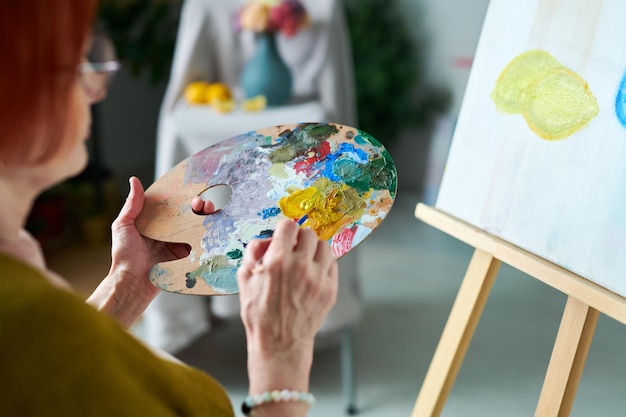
[491, 50, 599, 140]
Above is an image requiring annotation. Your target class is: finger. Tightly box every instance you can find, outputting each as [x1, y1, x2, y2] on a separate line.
[314, 238, 335, 266]
[190, 196, 204, 213]
[327, 260, 339, 305]
[265, 219, 298, 258]
[238, 238, 272, 287]
[328, 258, 339, 282]
[247, 238, 272, 262]
[115, 177, 145, 227]
[294, 227, 319, 258]
[202, 199, 216, 214]
[241, 238, 272, 271]
[191, 196, 216, 214]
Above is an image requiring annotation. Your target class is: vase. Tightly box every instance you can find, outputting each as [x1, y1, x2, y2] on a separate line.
[240, 32, 293, 106]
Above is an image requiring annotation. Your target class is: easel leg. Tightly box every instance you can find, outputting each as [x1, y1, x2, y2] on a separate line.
[534, 296, 599, 417]
[411, 249, 501, 417]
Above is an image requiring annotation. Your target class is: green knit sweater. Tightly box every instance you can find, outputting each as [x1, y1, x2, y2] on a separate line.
[0, 252, 235, 417]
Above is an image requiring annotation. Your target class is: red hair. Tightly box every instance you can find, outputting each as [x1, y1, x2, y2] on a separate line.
[0, 0, 97, 166]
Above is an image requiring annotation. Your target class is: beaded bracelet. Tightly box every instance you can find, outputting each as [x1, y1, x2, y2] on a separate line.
[241, 390, 315, 415]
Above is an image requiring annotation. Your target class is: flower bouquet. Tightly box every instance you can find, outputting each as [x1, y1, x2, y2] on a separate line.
[235, 0, 310, 37]
[235, 0, 309, 105]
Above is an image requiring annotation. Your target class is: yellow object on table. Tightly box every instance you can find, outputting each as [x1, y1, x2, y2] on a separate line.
[205, 83, 232, 103]
[210, 99, 236, 114]
[184, 82, 232, 106]
[183, 82, 267, 113]
[184, 81, 210, 105]
[242, 95, 267, 112]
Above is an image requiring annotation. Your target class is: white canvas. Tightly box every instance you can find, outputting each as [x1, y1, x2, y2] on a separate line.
[436, 0, 626, 297]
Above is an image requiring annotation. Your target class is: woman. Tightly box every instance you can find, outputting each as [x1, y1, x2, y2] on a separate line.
[0, 1, 338, 416]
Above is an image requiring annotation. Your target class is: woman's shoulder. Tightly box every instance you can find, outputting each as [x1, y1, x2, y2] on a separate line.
[0, 252, 235, 417]
[0, 251, 84, 325]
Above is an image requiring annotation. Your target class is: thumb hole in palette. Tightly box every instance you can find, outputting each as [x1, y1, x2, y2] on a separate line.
[192, 184, 233, 215]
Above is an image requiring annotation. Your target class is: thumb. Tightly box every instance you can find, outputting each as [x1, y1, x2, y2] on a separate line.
[116, 176, 145, 227]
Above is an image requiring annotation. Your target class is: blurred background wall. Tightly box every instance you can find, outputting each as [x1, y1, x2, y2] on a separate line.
[97, 0, 490, 195]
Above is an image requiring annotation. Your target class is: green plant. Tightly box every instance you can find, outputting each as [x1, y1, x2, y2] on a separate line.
[345, 0, 450, 144]
[97, 0, 182, 84]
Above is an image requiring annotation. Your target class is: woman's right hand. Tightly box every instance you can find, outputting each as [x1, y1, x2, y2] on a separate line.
[237, 219, 338, 409]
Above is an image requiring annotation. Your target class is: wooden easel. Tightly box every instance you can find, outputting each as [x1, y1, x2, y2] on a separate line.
[411, 203, 626, 417]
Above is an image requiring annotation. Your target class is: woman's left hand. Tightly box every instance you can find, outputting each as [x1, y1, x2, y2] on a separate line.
[86, 176, 201, 328]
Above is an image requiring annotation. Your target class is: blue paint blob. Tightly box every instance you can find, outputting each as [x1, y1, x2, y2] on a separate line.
[320, 143, 369, 182]
[258, 206, 281, 219]
[615, 70, 626, 129]
[339, 142, 369, 162]
[254, 229, 274, 239]
[150, 265, 171, 290]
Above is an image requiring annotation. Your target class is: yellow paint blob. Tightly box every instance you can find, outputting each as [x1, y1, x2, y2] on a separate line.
[491, 50, 599, 140]
[268, 163, 288, 178]
[491, 50, 562, 113]
[279, 178, 366, 240]
[522, 67, 599, 140]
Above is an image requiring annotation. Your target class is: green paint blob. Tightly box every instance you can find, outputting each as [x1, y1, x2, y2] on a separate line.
[185, 274, 197, 288]
[269, 123, 339, 163]
[353, 134, 368, 145]
[226, 249, 243, 260]
[343, 155, 396, 196]
[336, 130, 397, 196]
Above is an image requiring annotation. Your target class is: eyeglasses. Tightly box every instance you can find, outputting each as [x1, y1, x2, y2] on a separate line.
[78, 33, 120, 101]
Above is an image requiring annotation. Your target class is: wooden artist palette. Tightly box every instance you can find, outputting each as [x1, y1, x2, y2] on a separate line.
[136, 123, 397, 295]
